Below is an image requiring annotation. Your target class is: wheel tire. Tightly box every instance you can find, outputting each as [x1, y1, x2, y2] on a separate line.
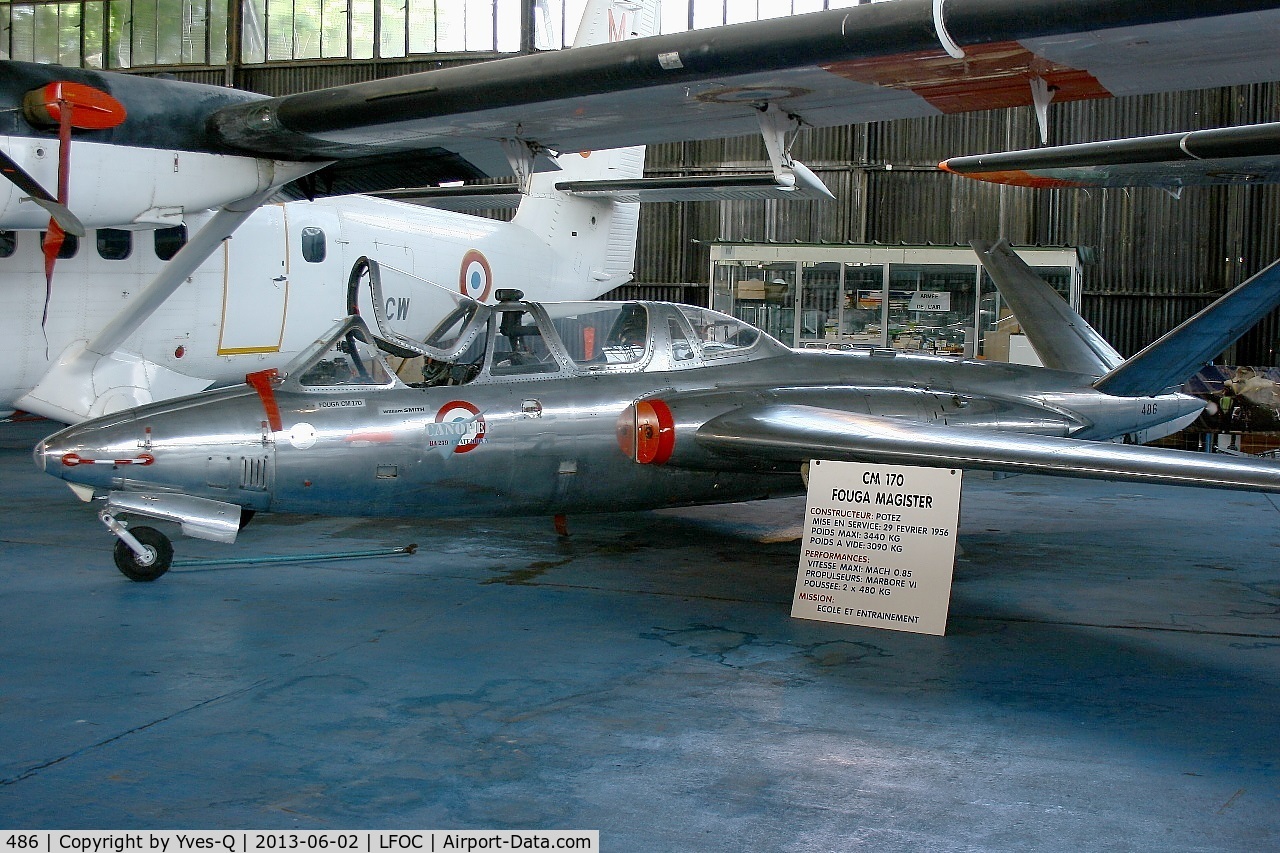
[113, 526, 174, 582]
[239, 509, 256, 530]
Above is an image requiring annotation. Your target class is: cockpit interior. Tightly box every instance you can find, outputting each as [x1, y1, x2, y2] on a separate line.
[282, 259, 780, 394]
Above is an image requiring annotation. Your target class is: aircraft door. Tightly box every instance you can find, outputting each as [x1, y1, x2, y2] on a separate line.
[280, 211, 341, 352]
[218, 205, 288, 355]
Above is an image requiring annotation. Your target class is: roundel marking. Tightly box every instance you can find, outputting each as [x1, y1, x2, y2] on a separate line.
[459, 249, 493, 302]
[433, 400, 486, 454]
[617, 399, 675, 464]
[694, 85, 810, 105]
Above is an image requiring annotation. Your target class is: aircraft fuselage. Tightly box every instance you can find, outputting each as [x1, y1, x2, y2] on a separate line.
[34, 314, 1203, 520]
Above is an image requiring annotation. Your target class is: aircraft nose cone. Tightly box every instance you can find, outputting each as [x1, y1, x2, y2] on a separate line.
[34, 432, 73, 476]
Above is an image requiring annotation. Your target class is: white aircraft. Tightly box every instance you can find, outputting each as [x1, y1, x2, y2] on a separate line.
[1, 151, 661, 422]
[4, 0, 1280, 422]
[0, 1, 668, 423]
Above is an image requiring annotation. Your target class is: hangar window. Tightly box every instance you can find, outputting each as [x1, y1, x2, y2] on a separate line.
[0, 231, 15, 258]
[0, 1, 872, 69]
[154, 225, 187, 261]
[40, 231, 78, 259]
[301, 227, 326, 263]
[96, 229, 133, 261]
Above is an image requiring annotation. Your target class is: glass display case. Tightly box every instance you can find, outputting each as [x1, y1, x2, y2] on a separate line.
[710, 243, 1080, 356]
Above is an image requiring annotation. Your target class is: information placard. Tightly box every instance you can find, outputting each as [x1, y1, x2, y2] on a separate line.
[792, 460, 962, 635]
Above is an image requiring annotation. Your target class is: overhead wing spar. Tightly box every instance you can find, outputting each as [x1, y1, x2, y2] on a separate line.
[941, 122, 1280, 191]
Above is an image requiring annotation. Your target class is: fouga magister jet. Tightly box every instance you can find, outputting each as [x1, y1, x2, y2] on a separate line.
[33, 249, 1280, 580]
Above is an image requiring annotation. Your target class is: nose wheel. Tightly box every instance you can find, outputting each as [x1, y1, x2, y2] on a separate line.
[100, 509, 174, 581]
[111, 525, 173, 581]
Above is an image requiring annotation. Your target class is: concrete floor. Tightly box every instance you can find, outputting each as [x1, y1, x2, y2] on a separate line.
[1, 416, 1278, 850]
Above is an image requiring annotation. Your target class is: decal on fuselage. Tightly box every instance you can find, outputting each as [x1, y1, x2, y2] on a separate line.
[459, 249, 493, 302]
[288, 423, 317, 450]
[428, 400, 486, 454]
[385, 296, 411, 322]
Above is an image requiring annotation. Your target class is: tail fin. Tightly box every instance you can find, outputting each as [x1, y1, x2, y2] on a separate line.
[511, 1, 659, 295]
[976, 238, 1280, 397]
[973, 239, 1123, 376]
[1094, 256, 1280, 397]
[571, 0, 660, 47]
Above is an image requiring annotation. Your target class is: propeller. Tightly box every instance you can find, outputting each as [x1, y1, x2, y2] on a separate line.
[10, 81, 128, 332]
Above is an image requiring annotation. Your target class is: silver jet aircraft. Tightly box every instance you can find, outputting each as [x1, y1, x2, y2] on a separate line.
[33, 247, 1280, 580]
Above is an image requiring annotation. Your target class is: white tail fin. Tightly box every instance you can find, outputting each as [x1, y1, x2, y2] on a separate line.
[511, 1, 659, 296]
[572, 0, 660, 47]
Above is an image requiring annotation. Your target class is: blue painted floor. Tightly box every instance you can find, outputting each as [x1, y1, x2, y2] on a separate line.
[1, 418, 1277, 850]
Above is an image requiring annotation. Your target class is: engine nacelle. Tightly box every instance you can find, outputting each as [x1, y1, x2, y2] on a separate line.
[615, 391, 789, 471]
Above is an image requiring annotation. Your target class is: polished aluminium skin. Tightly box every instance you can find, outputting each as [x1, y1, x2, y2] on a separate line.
[33, 257, 1280, 580]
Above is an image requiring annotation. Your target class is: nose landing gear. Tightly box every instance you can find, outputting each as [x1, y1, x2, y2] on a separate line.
[100, 509, 173, 581]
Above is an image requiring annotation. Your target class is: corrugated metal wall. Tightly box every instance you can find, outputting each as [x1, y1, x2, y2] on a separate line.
[144, 61, 1280, 363]
[639, 83, 1280, 362]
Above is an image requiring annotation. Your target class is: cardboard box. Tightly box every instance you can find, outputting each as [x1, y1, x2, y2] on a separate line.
[765, 283, 790, 301]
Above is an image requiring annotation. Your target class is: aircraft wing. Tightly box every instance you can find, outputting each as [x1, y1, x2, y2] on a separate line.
[693, 404, 1280, 494]
[208, 0, 1280, 182]
[941, 122, 1280, 190]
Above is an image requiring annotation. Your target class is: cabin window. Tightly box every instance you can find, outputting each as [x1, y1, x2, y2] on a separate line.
[668, 317, 697, 362]
[154, 225, 187, 261]
[547, 303, 649, 367]
[96, 229, 132, 261]
[0, 231, 15, 258]
[679, 305, 760, 358]
[301, 226, 326, 263]
[298, 328, 394, 387]
[40, 231, 78, 259]
[490, 308, 560, 376]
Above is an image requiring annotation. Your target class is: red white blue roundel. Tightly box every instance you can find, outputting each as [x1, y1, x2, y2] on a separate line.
[459, 249, 493, 302]
[431, 400, 486, 454]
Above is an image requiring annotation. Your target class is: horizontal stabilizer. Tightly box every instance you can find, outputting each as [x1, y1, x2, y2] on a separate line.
[377, 184, 524, 211]
[972, 239, 1122, 376]
[696, 405, 1280, 494]
[556, 167, 835, 203]
[1095, 256, 1280, 397]
[380, 168, 834, 211]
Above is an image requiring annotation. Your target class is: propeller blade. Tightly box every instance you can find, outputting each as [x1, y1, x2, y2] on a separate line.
[0, 147, 57, 202]
[0, 149, 86, 237]
[27, 197, 86, 238]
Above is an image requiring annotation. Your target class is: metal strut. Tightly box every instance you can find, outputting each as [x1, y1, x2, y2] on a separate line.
[501, 136, 558, 195]
[755, 104, 835, 200]
[99, 509, 153, 563]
